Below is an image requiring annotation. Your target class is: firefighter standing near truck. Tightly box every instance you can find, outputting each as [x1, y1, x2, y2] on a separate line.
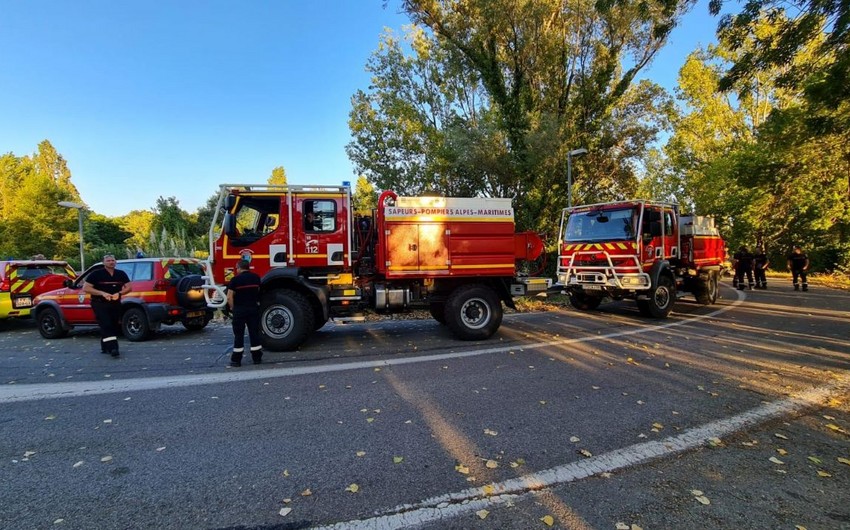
[83, 254, 131, 357]
[753, 246, 770, 289]
[226, 259, 263, 367]
[733, 245, 755, 290]
[787, 245, 810, 292]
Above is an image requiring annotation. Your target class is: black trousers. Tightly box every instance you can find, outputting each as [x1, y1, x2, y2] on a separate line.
[754, 267, 767, 286]
[92, 301, 121, 352]
[792, 270, 808, 288]
[734, 267, 753, 288]
[231, 307, 262, 361]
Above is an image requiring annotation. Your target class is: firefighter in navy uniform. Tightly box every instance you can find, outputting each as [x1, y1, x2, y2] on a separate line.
[733, 245, 755, 290]
[753, 246, 770, 289]
[83, 254, 131, 357]
[226, 259, 263, 367]
[787, 246, 810, 291]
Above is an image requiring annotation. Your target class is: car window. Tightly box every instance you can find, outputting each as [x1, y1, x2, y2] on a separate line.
[117, 261, 153, 281]
[14, 267, 51, 280]
[165, 262, 204, 279]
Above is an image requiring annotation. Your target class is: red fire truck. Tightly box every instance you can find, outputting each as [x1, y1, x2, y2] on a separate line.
[555, 200, 725, 317]
[203, 184, 548, 350]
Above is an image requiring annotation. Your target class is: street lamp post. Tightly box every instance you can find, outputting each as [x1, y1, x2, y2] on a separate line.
[58, 201, 85, 270]
[567, 147, 588, 208]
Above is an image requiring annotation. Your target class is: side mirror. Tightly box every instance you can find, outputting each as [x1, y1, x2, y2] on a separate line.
[63, 279, 73, 287]
[224, 194, 236, 211]
[223, 213, 238, 237]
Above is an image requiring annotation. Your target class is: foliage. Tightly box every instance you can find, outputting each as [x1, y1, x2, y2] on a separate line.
[352, 175, 378, 215]
[268, 166, 288, 185]
[349, 0, 682, 234]
[662, 11, 850, 270]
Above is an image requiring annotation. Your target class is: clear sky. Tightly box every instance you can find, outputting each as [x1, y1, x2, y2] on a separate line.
[0, 0, 720, 218]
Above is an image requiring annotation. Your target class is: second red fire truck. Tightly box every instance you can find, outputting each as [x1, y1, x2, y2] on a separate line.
[555, 200, 725, 317]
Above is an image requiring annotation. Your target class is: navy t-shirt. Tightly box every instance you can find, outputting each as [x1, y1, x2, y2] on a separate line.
[86, 267, 130, 303]
[228, 271, 261, 310]
[787, 252, 808, 271]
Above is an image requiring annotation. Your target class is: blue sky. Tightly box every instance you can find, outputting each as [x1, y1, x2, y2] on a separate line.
[0, 0, 720, 217]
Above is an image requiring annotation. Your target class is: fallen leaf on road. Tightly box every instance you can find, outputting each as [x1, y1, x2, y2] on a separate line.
[570, 436, 580, 443]
[301, 489, 312, 496]
[541, 515, 554, 526]
[24, 451, 36, 458]
[45, 415, 56, 421]
[279, 507, 292, 517]
[53, 518, 64, 524]
[652, 423, 664, 430]
[708, 437, 724, 447]
[795, 526, 807, 530]
[579, 449, 593, 457]
[769, 457, 784, 465]
[485, 459, 498, 469]
[592, 386, 600, 390]
[476, 509, 489, 519]
[838, 457, 850, 466]
[356, 451, 366, 457]
[616, 523, 629, 530]
[807, 456, 822, 464]
[366, 418, 375, 423]
[282, 469, 290, 477]
[455, 464, 470, 474]
[695, 496, 710, 505]
[775, 433, 788, 440]
[156, 447, 166, 452]
[690, 489, 704, 496]
[817, 470, 831, 477]
[777, 448, 788, 456]
[72, 461, 83, 468]
[825, 423, 849, 435]
[484, 429, 498, 436]
[823, 415, 835, 420]
[100, 456, 113, 463]
[345, 483, 359, 493]
[393, 456, 404, 464]
[482, 484, 495, 495]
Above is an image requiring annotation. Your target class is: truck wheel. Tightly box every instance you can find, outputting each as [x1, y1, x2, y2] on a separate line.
[37, 308, 68, 339]
[261, 289, 314, 351]
[429, 302, 447, 325]
[644, 275, 676, 318]
[695, 271, 719, 305]
[569, 292, 603, 310]
[444, 284, 503, 340]
[122, 307, 152, 341]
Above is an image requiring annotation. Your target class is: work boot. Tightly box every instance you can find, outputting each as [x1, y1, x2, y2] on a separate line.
[251, 348, 263, 365]
[794, 284, 799, 291]
[748, 283, 754, 290]
[802, 284, 808, 292]
[230, 351, 243, 367]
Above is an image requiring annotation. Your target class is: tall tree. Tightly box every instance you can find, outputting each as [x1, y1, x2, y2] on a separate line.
[349, 0, 680, 232]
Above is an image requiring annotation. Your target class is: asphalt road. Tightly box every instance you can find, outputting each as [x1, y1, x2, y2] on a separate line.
[1, 281, 848, 530]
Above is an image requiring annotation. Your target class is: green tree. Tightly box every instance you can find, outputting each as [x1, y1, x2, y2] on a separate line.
[350, 0, 679, 233]
[268, 166, 288, 185]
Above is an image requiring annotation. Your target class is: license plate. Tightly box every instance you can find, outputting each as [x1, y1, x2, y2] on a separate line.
[186, 310, 205, 318]
[583, 285, 603, 291]
[12, 296, 33, 308]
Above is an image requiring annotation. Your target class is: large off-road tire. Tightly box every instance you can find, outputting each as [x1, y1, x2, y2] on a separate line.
[122, 306, 153, 341]
[176, 275, 206, 309]
[429, 302, 447, 325]
[444, 284, 503, 341]
[260, 289, 314, 351]
[694, 271, 719, 305]
[37, 307, 68, 339]
[569, 291, 603, 310]
[642, 275, 676, 318]
[182, 317, 210, 331]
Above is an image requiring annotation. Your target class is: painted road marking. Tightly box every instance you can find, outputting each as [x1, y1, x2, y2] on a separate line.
[312, 374, 850, 530]
[0, 290, 746, 404]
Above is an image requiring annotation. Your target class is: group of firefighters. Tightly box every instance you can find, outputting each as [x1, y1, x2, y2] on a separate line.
[732, 245, 810, 292]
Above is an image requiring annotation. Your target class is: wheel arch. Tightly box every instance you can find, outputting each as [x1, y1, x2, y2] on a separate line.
[260, 267, 328, 323]
[33, 301, 71, 331]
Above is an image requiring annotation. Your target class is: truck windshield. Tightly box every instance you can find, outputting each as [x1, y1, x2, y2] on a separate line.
[564, 208, 636, 243]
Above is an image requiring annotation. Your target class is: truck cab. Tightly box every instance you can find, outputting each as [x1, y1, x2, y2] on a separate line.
[556, 200, 723, 318]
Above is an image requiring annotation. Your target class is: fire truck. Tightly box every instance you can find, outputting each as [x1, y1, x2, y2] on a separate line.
[203, 184, 548, 350]
[554, 200, 725, 317]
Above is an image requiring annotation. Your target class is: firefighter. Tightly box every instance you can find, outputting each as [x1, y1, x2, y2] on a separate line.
[753, 246, 770, 289]
[733, 245, 755, 290]
[227, 259, 263, 367]
[786, 245, 810, 292]
[83, 254, 131, 357]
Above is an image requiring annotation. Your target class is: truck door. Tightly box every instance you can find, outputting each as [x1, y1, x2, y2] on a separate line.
[220, 194, 287, 277]
[294, 195, 348, 269]
[662, 207, 678, 260]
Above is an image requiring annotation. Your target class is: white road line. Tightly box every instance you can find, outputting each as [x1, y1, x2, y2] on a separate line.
[312, 374, 850, 530]
[0, 289, 746, 404]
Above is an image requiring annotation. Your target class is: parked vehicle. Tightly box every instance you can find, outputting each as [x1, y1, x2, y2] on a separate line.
[0, 260, 76, 320]
[554, 200, 726, 317]
[32, 257, 214, 340]
[202, 184, 549, 351]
